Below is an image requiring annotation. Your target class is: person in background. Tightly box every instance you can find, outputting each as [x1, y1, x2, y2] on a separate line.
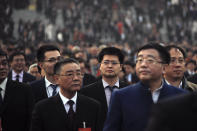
[187, 66, 197, 84]
[184, 60, 196, 78]
[30, 45, 62, 103]
[8, 52, 36, 83]
[80, 47, 128, 129]
[0, 49, 34, 131]
[164, 45, 197, 92]
[31, 58, 101, 131]
[123, 60, 139, 84]
[28, 63, 42, 80]
[103, 42, 187, 131]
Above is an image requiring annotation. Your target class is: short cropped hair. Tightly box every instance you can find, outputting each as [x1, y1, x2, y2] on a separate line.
[37, 45, 60, 62]
[0, 49, 8, 60]
[137, 42, 170, 64]
[165, 45, 186, 59]
[54, 58, 79, 75]
[98, 47, 124, 64]
[9, 52, 26, 62]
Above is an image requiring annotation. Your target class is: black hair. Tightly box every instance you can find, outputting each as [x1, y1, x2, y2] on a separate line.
[0, 49, 8, 60]
[124, 60, 136, 68]
[75, 58, 85, 63]
[37, 45, 60, 62]
[98, 47, 125, 64]
[186, 60, 196, 66]
[9, 52, 26, 62]
[165, 45, 186, 59]
[137, 42, 170, 64]
[54, 58, 79, 75]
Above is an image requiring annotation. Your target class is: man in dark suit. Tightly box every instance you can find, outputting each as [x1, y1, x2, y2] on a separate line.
[146, 91, 197, 131]
[31, 58, 101, 131]
[8, 52, 36, 83]
[0, 49, 34, 131]
[30, 45, 62, 103]
[103, 43, 187, 131]
[80, 47, 128, 129]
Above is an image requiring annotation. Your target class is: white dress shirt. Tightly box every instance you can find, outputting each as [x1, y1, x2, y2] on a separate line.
[45, 77, 60, 97]
[0, 78, 7, 99]
[12, 70, 23, 82]
[102, 79, 119, 107]
[59, 91, 77, 113]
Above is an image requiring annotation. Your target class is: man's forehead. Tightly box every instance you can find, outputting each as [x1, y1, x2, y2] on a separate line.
[0, 56, 7, 60]
[62, 63, 80, 70]
[170, 48, 184, 56]
[13, 55, 25, 58]
[137, 49, 159, 57]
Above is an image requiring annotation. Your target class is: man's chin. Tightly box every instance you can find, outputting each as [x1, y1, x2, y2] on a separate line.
[104, 74, 116, 78]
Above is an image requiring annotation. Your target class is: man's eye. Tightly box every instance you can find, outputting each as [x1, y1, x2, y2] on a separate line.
[137, 59, 143, 62]
[147, 59, 154, 63]
[171, 59, 176, 62]
[67, 74, 73, 76]
[104, 61, 109, 64]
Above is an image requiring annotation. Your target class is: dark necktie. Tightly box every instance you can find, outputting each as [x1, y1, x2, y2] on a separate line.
[16, 75, 19, 82]
[50, 84, 57, 96]
[0, 88, 3, 109]
[67, 100, 75, 130]
[107, 85, 117, 92]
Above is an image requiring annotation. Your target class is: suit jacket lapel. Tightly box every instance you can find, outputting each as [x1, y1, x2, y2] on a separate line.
[53, 94, 70, 129]
[97, 80, 108, 111]
[40, 79, 48, 98]
[76, 94, 83, 127]
[0, 80, 15, 114]
[23, 72, 27, 83]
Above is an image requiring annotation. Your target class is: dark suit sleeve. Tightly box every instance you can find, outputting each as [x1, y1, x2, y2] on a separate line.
[95, 101, 102, 131]
[25, 84, 35, 131]
[103, 91, 122, 131]
[146, 103, 171, 131]
[30, 103, 44, 131]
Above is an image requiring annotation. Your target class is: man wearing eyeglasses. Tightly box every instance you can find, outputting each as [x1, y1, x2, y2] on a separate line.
[31, 58, 101, 131]
[30, 45, 63, 103]
[164, 45, 197, 91]
[80, 47, 128, 129]
[103, 43, 187, 131]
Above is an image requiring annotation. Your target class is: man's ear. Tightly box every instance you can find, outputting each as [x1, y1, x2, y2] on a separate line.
[120, 64, 123, 71]
[162, 64, 168, 75]
[38, 62, 43, 69]
[53, 74, 59, 84]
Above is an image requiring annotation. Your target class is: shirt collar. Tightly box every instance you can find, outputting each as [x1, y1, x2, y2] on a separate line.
[102, 79, 119, 89]
[45, 77, 55, 88]
[165, 79, 182, 88]
[0, 78, 8, 91]
[59, 91, 77, 105]
[152, 80, 164, 93]
[12, 70, 23, 78]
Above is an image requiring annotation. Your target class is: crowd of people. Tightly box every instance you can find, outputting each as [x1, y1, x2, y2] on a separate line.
[1, 0, 197, 46]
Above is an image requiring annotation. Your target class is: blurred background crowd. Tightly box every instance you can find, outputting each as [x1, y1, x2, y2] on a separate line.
[0, 0, 197, 81]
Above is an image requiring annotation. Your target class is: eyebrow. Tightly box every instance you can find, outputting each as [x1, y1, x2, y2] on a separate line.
[65, 69, 81, 73]
[137, 54, 157, 59]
